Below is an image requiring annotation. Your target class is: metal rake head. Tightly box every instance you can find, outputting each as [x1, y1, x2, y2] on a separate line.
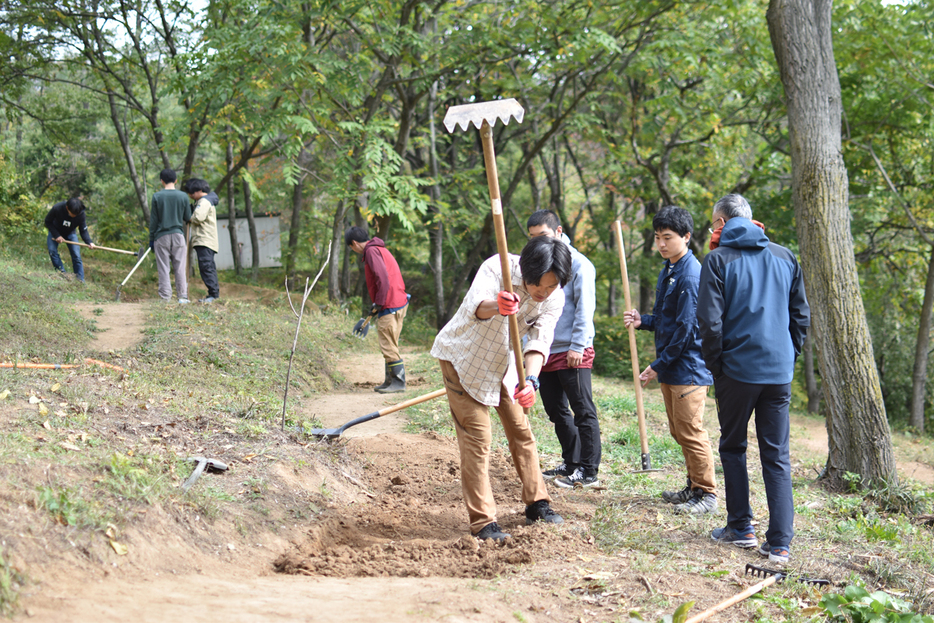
[443, 98, 525, 133]
[745, 563, 831, 586]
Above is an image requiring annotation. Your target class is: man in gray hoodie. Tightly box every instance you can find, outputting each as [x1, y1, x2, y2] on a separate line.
[527, 210, 601, 488]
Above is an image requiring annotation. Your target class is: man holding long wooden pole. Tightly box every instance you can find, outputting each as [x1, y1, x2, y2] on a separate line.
[430, 236, 571, 541]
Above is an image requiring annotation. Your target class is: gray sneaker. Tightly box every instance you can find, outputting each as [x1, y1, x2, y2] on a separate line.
[662, 481, 693, 505]
[673, 490, 718, 514]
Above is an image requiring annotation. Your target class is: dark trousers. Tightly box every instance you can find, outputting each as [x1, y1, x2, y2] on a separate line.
[715, 374, 794, 549]
[539, 367, 602, 474]
[195, 246, 219, 298]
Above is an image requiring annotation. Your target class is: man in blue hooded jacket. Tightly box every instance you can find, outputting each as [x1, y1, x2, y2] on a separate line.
[697, 193, 810, 565]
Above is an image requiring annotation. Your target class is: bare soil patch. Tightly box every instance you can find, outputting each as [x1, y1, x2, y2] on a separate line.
[75, 302, 147, 352]
[4, 301, 932, 622]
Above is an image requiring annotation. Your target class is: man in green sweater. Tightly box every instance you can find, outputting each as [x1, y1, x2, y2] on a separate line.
[149, 168, 192, 303]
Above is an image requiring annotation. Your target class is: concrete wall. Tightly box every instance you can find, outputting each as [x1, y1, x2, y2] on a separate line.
[212, 215, 282, 271]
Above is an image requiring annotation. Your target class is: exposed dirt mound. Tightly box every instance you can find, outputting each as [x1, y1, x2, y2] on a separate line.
[273, 433, 600, 580]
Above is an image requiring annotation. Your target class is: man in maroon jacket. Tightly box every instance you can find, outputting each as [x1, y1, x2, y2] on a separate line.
[345, 226, 410, 393]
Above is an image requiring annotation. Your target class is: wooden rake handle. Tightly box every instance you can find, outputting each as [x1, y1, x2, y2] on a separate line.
[684, 575, 778, 623]
[480, 121, 528, 403]
[613, 221, 650, 458]
[62, 240, 137, 255]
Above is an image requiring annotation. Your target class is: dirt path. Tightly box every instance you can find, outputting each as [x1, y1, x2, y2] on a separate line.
[75, 302, 148, 352]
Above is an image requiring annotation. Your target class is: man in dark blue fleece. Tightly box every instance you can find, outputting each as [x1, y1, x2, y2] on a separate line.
[45, 197, 95, 282]
[697, 193, 810, 565]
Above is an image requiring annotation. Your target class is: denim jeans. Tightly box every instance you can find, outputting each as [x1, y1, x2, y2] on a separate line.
[47, 231, 83, 281]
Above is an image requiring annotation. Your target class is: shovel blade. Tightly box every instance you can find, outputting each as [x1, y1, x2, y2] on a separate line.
[443, 98, 525, 133]
[352, 317, 369, 338]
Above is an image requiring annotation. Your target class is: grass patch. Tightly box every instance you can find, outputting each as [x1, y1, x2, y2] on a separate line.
[0, 548, 25, 618]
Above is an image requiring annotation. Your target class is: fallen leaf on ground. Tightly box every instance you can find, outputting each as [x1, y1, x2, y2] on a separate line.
[0, 389, 10, 400]
[42, 419, 51, 430]
[109, 540, 128, 556]
[50, 383, 61, 392]
[29, 395, 41, 404]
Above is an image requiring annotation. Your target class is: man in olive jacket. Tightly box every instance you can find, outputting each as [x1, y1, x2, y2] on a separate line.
[184, 178, 220, 303]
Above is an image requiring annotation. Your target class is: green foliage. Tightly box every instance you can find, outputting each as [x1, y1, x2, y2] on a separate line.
[35, 486, 87, 527]
[0, 547, 24, 618]
[0, 152, 43, 238]
[593, 315, 656, 378]
[819, 584, 934, 623]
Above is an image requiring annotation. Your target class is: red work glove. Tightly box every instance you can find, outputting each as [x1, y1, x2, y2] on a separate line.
[497, 291, 520, 316]
[513, 383, 535, 408]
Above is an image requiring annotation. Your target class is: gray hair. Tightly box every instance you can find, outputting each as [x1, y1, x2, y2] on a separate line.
[713, 194, 753, 220]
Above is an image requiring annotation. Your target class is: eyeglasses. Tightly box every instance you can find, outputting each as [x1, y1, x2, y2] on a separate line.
[708, 217, 724, 235]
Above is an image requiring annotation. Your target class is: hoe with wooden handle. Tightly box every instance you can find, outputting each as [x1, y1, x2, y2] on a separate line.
[443, 99, 529, 407]
[613, 221, 659, 472]
[62, 239, 139, 255]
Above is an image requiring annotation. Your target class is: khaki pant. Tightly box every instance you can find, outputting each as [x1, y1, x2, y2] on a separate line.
[377, 305, 407, 362]
[660, 383, 716, 495]
[439, 360, 550, 533]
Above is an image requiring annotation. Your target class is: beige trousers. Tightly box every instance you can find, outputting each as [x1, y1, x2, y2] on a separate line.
[376, 305, 407, 362]
[660, 383, 716, 495]
[439, 360, 550, 533]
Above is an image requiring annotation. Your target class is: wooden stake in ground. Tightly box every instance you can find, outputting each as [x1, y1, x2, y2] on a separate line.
[443, 99, 529, 407]
[613, 221, 657, 472]
[282, 241, 331, 431]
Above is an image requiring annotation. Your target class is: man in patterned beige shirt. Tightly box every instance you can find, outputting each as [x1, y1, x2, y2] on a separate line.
[431, 236, 572, 542]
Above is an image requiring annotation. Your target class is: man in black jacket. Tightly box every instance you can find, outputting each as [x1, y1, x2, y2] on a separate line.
[45, 197, 95, 283]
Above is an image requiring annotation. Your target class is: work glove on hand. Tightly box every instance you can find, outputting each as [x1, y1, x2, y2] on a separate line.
[513, 382, 536, 408]
[370, 303, 381, 317]
[497, 291, 520, 316]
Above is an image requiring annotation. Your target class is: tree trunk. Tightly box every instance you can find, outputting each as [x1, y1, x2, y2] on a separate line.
[767, 0, 896, 487]
[427, 79, 447, 329]
[242, 168, 260, 283]
[286, 166, 305, 279]
[327, 200, 349, 302]
[804, 334, 821, 414]
[106, 92, 149, 222]
[909, 245, 934, 434]
[225, 139, 241, 275]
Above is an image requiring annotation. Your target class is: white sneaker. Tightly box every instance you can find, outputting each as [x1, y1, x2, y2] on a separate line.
[178, 298, 190, 305]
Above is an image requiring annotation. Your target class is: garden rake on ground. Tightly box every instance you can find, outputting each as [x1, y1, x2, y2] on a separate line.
[683, 563, 830, 623]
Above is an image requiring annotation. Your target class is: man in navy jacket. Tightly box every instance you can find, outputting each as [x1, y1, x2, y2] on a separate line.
[697, 193, 810, 565]
[45, 197, 95, 282]
[625, 206, 717, 514]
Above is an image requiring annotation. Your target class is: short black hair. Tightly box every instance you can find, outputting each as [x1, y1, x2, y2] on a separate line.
[344, 226, 369, 246]
[653, 205, 694, 237]
[184, 178, 211, 194]
[65, 197, 85, 215]
[526, 209, 560, 232]
[160, 168, 177, 184]
[519, 235, 572, 287]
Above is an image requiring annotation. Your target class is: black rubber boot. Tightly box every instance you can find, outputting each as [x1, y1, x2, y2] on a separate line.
[374, 361, 391, 392]
[376, 359, 405, 394]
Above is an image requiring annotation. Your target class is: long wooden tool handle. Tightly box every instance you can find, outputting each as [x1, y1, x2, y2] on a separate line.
[480, 121, 528, 397]
[613, 221, 649, 457]
[377, 388, 447, 417]
[62, 240, 137, 255]
[683, 575, 778, 623]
